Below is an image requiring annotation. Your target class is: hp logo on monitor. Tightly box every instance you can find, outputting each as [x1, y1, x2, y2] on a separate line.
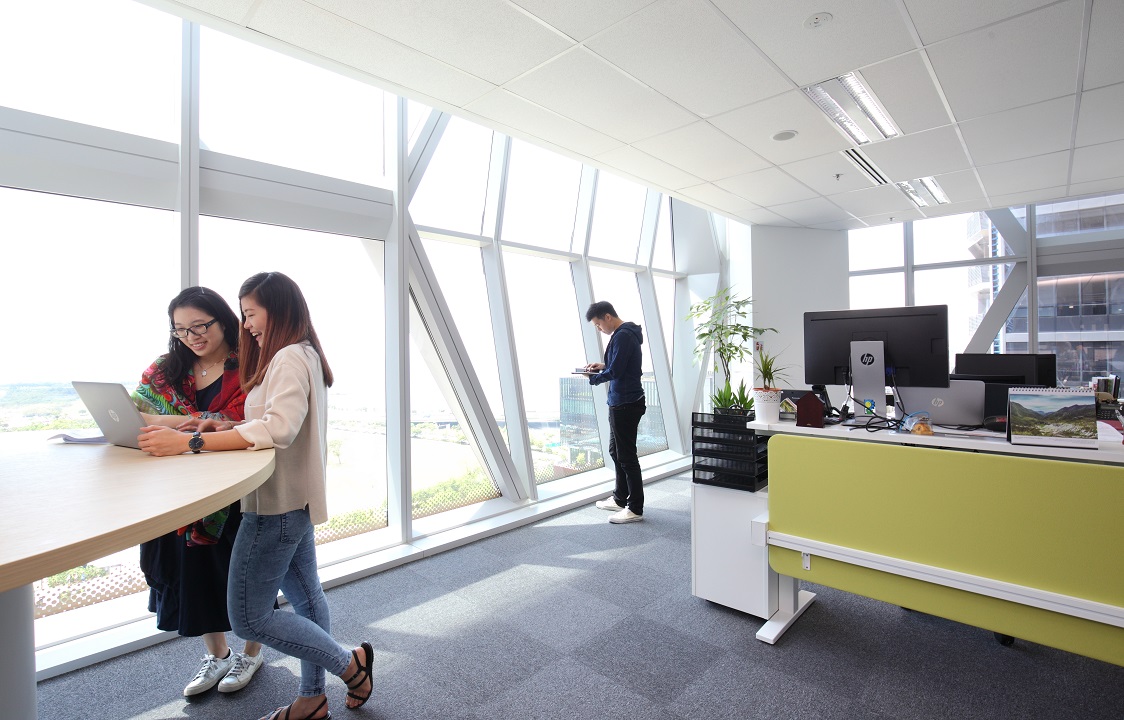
[860, 353, 876, 366]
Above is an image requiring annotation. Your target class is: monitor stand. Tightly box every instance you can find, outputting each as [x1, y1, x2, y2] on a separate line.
[843, 340, 886, 426]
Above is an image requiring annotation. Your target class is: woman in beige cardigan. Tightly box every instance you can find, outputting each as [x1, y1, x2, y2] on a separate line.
[140, 271, 372, 720]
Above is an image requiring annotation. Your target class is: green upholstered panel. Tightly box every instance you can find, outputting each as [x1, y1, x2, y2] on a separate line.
[767, 434, 1124, 666]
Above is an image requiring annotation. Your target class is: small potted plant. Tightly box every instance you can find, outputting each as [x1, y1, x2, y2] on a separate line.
[711, 379, 755, 422]
[753, 347, 791, 424]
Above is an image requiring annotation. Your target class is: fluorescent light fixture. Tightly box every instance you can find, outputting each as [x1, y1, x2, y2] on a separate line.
[838, 72, 898, 139]
[803, 85, 870, 145]
[918, 176, 951, 204]
[896, 181, 928, 208]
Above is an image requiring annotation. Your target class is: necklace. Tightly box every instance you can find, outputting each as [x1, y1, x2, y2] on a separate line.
[196, 356, 224, 377]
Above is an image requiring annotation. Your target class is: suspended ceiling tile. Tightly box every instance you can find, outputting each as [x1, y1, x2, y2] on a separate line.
[1067, 177, 1124, 198]
[919, 199, 995, 220]
[466, 89, 621, 156]
[710, 0, 916, 86]
[1084, 0, 1124, 90]
[927, 1, 1083, 121]
[709, 90, 850, 165]
[510, 0, 656, 42]
[714, 167, 818, 206]
[741, 207, 798, 226]
[860, 207, 925, 225]
[676, 183, 761, 217]
[784, 152, 877, 196]
[1075, 82, 1124, 147]
[587, 0, 792, 118]
[830, 184, 917, 217]
[976, 151, 1071, 197]
[989, 185, 1068, 209]
[632, 121, 769, 182]
[859, 125, 970, 182]
[811, 217, 869, 231]
[505, 48, 696, 143]
[596, 145, 704, 191]
[770, 196, 852, 226]
[1071, 139, 1124, 185]
[251, 1, 495, 107]
[187, 0, 261, 23]
[958, 95, 1074, 166]
[858, 51, 951, 135]
[901, 0, 1056, 44]
[930, 169, 985, 203]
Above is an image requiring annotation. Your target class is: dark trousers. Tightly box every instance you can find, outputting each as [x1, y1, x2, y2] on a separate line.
[608, 398, 646, 515]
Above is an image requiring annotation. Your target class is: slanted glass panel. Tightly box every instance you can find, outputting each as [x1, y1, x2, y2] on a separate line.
[199, 27, 385, 186]
[407, 99, 434, 155]
[409, 116, 494, 236]
[0, 189, 177, 629]
[589, 267, 668, 456]
[651, 195, 674, 271]
[654, 275, 676, 373]
[420, 237, 506, 444]
[849, 273, 904, 309]
[916, 263, 1016, 365]
[914, 213, 1012, 266]
[503, 252, 604, 483]
[0, 0, 181, 141]
[409, 298, 501, 518]
[501, 138, 582, 251]
[848, 224, 903, 271]
[588, 171, 646, 263]
[199, 216, 389, 541]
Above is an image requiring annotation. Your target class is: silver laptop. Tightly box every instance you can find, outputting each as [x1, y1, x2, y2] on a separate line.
[71, 381, 145, 449]
[896, 379, 986, 427]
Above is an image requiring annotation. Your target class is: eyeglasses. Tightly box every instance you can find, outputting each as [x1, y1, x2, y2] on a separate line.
[170, 318, 219, 338]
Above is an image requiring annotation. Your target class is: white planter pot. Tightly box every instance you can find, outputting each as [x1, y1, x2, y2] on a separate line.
[754, 389, 783, 424]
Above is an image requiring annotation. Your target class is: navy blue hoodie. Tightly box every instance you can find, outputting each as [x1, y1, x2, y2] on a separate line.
[589, 321, 645, 406]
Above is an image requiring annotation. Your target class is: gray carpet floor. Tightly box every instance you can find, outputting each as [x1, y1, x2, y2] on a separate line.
[38, 474, 1124, 719]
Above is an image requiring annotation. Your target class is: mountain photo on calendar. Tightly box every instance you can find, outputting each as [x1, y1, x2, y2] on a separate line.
[1008, 388, 1097, 446]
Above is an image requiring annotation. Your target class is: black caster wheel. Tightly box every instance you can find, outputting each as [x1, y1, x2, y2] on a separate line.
[994, 632, 1015, 647]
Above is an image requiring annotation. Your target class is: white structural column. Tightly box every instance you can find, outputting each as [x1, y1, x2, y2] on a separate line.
[179, 20, 201, 288]
[964, 208, 1032, 352]
[384, 96, 412, 541]
[1026, 205, 1039, 353]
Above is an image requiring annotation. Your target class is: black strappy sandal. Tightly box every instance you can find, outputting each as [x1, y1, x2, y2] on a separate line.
[342, 641, 373, 709]
[260, 696, 330, 720]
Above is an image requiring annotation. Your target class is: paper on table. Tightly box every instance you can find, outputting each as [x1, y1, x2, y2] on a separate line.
[48, 433, 108, 444]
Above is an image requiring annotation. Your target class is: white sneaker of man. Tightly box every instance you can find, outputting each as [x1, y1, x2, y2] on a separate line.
[183, 650, 236, 696]
[595, 496, 625, 511]
[218, 650, 264, 693]
[609, 508, 643, 524]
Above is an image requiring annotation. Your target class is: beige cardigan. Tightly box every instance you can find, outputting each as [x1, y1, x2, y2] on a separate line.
[235, 343, 329, 524]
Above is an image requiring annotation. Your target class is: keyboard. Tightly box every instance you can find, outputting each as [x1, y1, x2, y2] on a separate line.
[1097, 403, 1121, 421]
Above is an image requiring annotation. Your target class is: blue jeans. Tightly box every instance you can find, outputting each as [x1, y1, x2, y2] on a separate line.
[228, 508, 350, 697]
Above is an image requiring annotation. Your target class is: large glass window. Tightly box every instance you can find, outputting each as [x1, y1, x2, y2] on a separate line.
[655, 275, 677, 370]
[0, 189, 178, 631]
[1018, 193, 1124, 237]
[914, 213, 1012, 266]
[409, 117, 494, 235]
[588, 171, 647, 263]
[652, 195, 674, 270]
[500, 139, 582, 251]
[0, 0, 181, 141]
[503, 252, 604, 482]
[850, 273, 904, 309]
[589, 267, 668, 456]
[849, 224, 903, 271]
[199, 217, 389, 542]
[916, 264, 1015, 366]
[199, 27, 386, 186]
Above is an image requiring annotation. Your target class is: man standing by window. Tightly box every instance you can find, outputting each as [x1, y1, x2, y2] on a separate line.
[583, 301, 646, 524]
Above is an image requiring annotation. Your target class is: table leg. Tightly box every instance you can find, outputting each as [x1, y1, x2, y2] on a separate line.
[0, 584, 37, 719]
[756, 574, 816, 644]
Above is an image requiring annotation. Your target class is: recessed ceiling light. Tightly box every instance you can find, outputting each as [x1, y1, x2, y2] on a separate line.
[804, 12, 833, 30]
[772, 130, 798, 142]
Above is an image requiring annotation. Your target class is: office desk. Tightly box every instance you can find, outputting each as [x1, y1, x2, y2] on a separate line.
[748, 421, 1124, 666]
[0, 436, 275, 719]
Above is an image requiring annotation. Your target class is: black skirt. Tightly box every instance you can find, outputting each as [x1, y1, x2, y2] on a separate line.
[139, 502, 241, 637]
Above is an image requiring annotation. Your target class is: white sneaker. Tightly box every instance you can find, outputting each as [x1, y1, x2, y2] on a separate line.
[595, 497, 625, 511]
[609, 508, 643, 524]
[218, 651, 264, 693]
[184, 650, 236, 696]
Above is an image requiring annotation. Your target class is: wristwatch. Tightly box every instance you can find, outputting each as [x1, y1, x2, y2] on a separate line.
[188, 431, 204, 454]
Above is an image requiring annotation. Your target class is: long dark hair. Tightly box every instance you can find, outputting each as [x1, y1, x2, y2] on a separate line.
[159, 286, 241, 390]
[238, 272, 334, 391]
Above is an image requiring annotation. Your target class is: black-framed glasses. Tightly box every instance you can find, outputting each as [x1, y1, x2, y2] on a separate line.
[170, 318, 219, 339]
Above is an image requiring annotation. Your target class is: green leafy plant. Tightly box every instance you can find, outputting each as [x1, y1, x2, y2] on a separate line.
[710, 379, 755, 412]
[687, 289, 775, 382]
[732, 380, 755, 410]
[754, 348, 791, 390]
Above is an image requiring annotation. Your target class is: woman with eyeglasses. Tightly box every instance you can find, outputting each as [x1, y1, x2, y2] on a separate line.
[132, 286, 266, 698]
[139, 272, 372, 720]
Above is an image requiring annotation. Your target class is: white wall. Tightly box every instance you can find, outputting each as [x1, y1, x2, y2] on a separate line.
[750, 225, 848, 389]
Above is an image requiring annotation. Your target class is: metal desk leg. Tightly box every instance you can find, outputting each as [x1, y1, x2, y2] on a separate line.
[756, 574, 815, 644]
[0, 584, 37, 719]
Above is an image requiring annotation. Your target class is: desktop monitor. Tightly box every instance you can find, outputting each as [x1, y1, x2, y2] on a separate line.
[953, 353, 1057, 388]
[804, 305, 950, 418]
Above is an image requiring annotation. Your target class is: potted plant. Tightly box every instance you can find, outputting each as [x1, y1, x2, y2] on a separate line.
[687, 289, 774, 411]
[753, 347, 791, 424]
[710, 379, 755, 422]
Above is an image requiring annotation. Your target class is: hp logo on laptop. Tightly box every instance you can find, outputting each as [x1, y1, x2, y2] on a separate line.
[108, 409, 120, 422]
[930, 398, 945, 408]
